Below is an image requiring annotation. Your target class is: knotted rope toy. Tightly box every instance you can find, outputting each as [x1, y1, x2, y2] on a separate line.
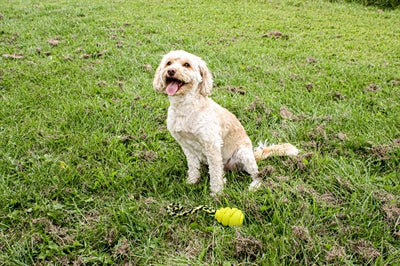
[167, 203, 244, 227]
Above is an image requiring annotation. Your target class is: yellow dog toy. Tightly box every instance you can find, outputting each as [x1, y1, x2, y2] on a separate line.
[167, 203, 244, 227]
[214, 207, 244, 227]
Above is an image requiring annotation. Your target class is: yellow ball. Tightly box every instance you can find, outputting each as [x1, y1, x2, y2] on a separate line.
[214, 207, 244, 227]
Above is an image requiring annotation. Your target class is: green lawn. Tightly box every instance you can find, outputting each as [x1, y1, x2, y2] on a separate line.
[1, 0, 400, 264]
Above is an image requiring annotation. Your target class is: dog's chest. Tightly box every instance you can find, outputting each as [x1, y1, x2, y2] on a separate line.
[167, 115, 197, 140]
[170, 127, 204, 155]
[167, 113, 188, 133]
[167, 112, 204, 148]
[166, 104, 202, 131]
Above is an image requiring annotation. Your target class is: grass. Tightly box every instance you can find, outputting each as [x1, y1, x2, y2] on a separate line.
[1, 0, 400, 264]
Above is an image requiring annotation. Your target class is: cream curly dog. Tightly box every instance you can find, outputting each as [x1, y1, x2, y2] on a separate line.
[153, 50, 298, 195]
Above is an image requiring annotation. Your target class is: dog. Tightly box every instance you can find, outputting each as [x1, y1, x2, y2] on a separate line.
[153, 50, 299, 195]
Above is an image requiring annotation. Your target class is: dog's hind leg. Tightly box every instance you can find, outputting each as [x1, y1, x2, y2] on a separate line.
[226, 145, 262, 191]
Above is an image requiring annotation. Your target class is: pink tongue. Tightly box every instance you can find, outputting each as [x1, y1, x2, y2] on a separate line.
[166, 81, 179, 96]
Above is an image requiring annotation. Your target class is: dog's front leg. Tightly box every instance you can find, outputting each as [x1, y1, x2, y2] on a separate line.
[181, 146, 201, 184]
[203, 142, 225, 196]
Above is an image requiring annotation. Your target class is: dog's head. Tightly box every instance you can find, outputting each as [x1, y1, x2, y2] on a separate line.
[153, 50, 213, 97]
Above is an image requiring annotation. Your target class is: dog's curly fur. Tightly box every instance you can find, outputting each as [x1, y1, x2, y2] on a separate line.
[154, 50, 298, 195]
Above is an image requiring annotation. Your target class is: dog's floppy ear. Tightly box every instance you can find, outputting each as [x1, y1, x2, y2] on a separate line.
[198, 59, 213, 96]
[153, 62, 165, 93]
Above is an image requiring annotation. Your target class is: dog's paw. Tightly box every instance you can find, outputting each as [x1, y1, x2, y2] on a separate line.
[210, 191, 220, 197]
[210, 183, 224, 197]
[186, 171, 200, 185]
[248, 179, 263, 191]
[186, 176, 199, 185]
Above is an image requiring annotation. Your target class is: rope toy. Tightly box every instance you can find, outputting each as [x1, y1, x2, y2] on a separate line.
[167, 203, 244, 227]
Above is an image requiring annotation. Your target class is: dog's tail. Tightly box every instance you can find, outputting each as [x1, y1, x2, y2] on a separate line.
[253, 142, 299, 161]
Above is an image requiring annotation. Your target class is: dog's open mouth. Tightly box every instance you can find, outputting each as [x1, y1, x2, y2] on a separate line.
[166, 78, 186, 96]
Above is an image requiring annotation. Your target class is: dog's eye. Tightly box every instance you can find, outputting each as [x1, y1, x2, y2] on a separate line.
[166, 61, 172, 66]
[183, 62, 190, 68]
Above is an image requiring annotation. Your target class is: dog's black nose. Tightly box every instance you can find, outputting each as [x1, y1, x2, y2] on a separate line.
[167, 68, 176, 77]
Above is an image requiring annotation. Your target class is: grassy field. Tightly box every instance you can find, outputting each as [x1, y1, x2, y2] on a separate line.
[1, 0, 400, 264]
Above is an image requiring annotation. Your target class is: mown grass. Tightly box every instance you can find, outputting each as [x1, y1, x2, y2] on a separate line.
[1, 0, 400, 264]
